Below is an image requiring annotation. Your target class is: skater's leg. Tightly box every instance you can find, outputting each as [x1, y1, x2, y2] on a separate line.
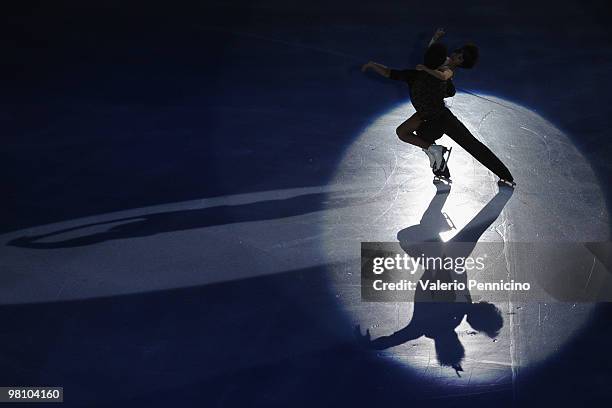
[396, 114, 430, 148]
[401, 112, 423, 134]
[418, 118, 451, 175]
[441, 109, 514, 181]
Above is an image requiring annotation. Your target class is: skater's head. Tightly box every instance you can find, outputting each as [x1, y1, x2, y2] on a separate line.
[466, 301, 503, 338]
[450, 43, 479, 69]
[424, 42, 448, 70]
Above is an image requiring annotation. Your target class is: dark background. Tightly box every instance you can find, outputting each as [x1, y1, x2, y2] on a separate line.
[2, 1, 612, 406]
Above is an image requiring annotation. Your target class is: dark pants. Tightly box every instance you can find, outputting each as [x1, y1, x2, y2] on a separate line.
[417, 107, 514, 181]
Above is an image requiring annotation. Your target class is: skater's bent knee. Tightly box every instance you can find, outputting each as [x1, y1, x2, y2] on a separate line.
[396, 127, 415, 142]
[396, 129, 407, 142]
[397, 131, 413, 144]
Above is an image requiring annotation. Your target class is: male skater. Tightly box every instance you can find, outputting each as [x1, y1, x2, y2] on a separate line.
[362, 29, 515, 186]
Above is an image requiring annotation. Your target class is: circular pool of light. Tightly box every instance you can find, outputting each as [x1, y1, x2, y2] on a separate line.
[322, 93, 609, 389]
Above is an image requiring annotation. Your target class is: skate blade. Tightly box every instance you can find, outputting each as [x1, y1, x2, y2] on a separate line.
[433, 175, 452, 184]
[498, 179, 516, 188]
[433, 178, 452, 185]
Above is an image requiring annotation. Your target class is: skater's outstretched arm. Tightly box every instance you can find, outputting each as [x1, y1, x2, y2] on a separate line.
[362, 61, 417, 84]
[361, 61, 391, 78]
[388, 68, 419, 83]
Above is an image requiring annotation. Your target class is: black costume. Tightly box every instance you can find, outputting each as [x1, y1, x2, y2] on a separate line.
[389, 69, 514, 182]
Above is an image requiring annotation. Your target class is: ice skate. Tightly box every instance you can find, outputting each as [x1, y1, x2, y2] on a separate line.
[422, 147, 436, 168]
[427, 144, 451, 171]
[433, 162, 452, 183]
[498, 178, 516, 188]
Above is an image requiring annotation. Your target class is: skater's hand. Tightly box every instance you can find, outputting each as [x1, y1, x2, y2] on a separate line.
[361, 61, 373, 72]
[415, 64, 426, 71]
[433, 28, 445, 39]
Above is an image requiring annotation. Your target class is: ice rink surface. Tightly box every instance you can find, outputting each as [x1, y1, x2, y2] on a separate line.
[2, 0, 612, 406]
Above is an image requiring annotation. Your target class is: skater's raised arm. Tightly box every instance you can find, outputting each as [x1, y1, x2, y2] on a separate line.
[416, 64, 454, 81]
[361, 61, 391, 78]
[428, 28, 445, 47]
